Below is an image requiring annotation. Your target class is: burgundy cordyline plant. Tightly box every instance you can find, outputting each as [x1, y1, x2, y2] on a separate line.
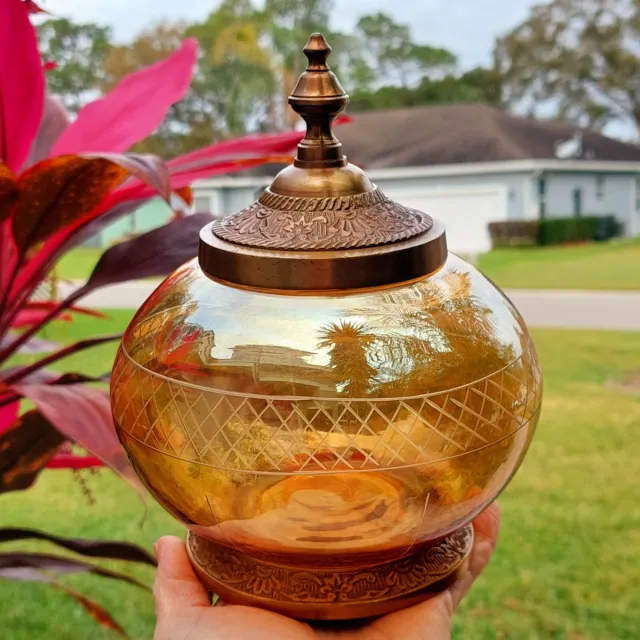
[0, 0, 304, 632]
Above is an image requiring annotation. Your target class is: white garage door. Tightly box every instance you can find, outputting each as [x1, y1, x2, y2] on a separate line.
[383, 185, 508, 255]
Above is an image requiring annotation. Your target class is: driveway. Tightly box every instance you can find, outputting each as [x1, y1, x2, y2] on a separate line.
[59, 281, 640, 331]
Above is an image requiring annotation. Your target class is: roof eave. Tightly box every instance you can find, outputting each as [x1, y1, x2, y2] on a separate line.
[194, 158, 640, 188]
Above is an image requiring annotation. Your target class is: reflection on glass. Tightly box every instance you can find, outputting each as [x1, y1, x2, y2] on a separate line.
[112, 254, 541, 567]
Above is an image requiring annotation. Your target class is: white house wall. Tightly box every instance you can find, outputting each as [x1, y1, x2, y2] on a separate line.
[371, 173, 529, 221]
[540, 172, 637, 236]
[193, 167, 640, 239]
[196, 172, 531, 221]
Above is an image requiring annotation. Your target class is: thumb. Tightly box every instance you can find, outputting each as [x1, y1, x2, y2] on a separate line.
[153, 536, 211, 618]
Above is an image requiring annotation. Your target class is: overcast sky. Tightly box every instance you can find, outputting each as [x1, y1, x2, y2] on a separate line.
[44, 0, 534, 69]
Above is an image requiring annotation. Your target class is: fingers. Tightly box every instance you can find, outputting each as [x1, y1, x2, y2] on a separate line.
[449, 501, 501, 608]
[368, 503, 501, 640]
[153, 536, 211, 618]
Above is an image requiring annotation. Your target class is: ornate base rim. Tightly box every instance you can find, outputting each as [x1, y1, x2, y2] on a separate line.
[186, 525, 473, 621]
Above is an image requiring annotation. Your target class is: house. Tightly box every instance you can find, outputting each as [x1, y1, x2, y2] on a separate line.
[192, 104, 640, 255]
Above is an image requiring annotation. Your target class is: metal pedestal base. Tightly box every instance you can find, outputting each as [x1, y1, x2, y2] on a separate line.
[186, 524, 473, 621]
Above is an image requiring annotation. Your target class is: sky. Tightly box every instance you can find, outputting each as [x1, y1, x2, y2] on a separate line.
[40, 0, 633, 139]
[44, 0, 535, 69]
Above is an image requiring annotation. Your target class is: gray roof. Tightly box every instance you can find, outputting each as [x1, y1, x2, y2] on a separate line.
[246, 103, 640, 176]
[336, 103, 640, 166]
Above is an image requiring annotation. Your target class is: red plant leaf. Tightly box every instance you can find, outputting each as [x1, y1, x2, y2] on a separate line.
[176, 186, 193, 207]
[12, 384, 142, 492]
[0, 219, 17, 296]
[47, 453, 104, 470]
[1, 335, 61, 354]
[11, 308, 72, 328]
[0, 372, 109, 417]
[0, 0, 45, 172]
[24, 0, 47, 14]
[5, 153, 173, 318]
[0, 400, 18, 435]
[11, 155, 130, 253]
[68, 213, 213, 304]
[20, 301, 107, 319]
[51, 39, 198, 156]
[0, 162, 18, 222]
[0, 528, 156, 565]
[0, 409, 64, 493]
[165, 129, 304, 171]
[0, 561, 130, 636]
[4, 334, 121, 384]
[25, 95, 70, 168]
[5, 127, 304, 313]
[17, 200, 144, 290]
[57, 583, 130, 637]
[0, 552, 151, 589]
[92, 152, 171, 201]
[67, 307, 108, 319]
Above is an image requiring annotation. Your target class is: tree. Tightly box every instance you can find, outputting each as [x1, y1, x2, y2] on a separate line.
[349, 68, 502, 112]
[37, 18, 111, 113]
[495, 0, 640, 133]
[346, 12, 496, 113]
[261, 0, 338, 129]
[354, 12, 456, 88]
[317, 320, 377, 399]
[102, 22, 204, 156]
[188, 1, 276, 137]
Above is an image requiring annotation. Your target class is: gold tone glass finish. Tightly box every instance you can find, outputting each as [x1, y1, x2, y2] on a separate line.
[111, 255, 542, 617]
[111, 33, 542, 620]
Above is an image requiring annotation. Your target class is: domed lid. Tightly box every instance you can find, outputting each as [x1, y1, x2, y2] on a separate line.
[198, 34, 447, 291]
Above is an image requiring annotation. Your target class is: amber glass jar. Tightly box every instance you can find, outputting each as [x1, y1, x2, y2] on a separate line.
[111, 34, 542, 620]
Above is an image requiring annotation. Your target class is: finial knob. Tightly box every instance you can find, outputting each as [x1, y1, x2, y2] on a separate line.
[289, 33, 348, 169]
[303, 33, 332, 71]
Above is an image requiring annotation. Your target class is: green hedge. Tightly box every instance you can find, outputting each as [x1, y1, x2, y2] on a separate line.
[488, 220, 539, 247]
[538, 215, 620, 246]
[489, 216, 621, 248]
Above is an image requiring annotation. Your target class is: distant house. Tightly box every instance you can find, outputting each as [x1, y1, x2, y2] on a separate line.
[192, 104, 640, 255]
[84, 198, 175, 248]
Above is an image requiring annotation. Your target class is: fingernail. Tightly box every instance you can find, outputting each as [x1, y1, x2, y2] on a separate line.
[153, 542, 159, 558]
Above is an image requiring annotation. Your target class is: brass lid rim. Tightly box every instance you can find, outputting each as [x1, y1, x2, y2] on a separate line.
[196, 33, 450, 292]
[198, 219, 448, 291]
[211, 185, 434, 252]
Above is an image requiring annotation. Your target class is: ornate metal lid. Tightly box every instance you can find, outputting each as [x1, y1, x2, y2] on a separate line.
[198, 34, 447, 291]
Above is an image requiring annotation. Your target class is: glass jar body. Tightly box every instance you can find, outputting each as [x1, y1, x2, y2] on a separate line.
[111, 254, 542, 565]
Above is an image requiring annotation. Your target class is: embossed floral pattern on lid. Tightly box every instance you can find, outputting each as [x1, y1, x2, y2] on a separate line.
[212, 187, 433, 250]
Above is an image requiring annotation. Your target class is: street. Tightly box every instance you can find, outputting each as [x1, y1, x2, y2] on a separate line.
[58, 281, 640, 331]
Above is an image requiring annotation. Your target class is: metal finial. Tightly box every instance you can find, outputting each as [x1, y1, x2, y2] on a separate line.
[303, 33, 332, 71]
[201, 32, 447, 292]
[288, 34, 348, 168]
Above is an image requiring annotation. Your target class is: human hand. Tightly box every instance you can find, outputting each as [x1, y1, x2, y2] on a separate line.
[153, 502, 500, 640]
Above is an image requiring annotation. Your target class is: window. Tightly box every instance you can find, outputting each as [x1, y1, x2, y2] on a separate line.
[596, 175, 605, 200]
[538, 177, 546, 196]
[194, 195, 212, 213]
[573, 188, 583, 217]
[537, 177, 546, 219]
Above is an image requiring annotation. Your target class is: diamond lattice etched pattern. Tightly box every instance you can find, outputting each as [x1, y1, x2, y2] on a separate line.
[112, 339, 542, 473]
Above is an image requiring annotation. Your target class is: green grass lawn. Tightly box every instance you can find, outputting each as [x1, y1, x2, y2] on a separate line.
[57, 239, 640, 290]
[2, 313, 640, 639]
[55, 248, 103, 281]
[477, 239, 640, 291]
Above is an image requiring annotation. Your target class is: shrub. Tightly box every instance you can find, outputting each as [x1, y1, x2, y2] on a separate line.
[489, 216, 622, 248]
[538, 215, 620, 246]
[488, 220, 539, 247]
